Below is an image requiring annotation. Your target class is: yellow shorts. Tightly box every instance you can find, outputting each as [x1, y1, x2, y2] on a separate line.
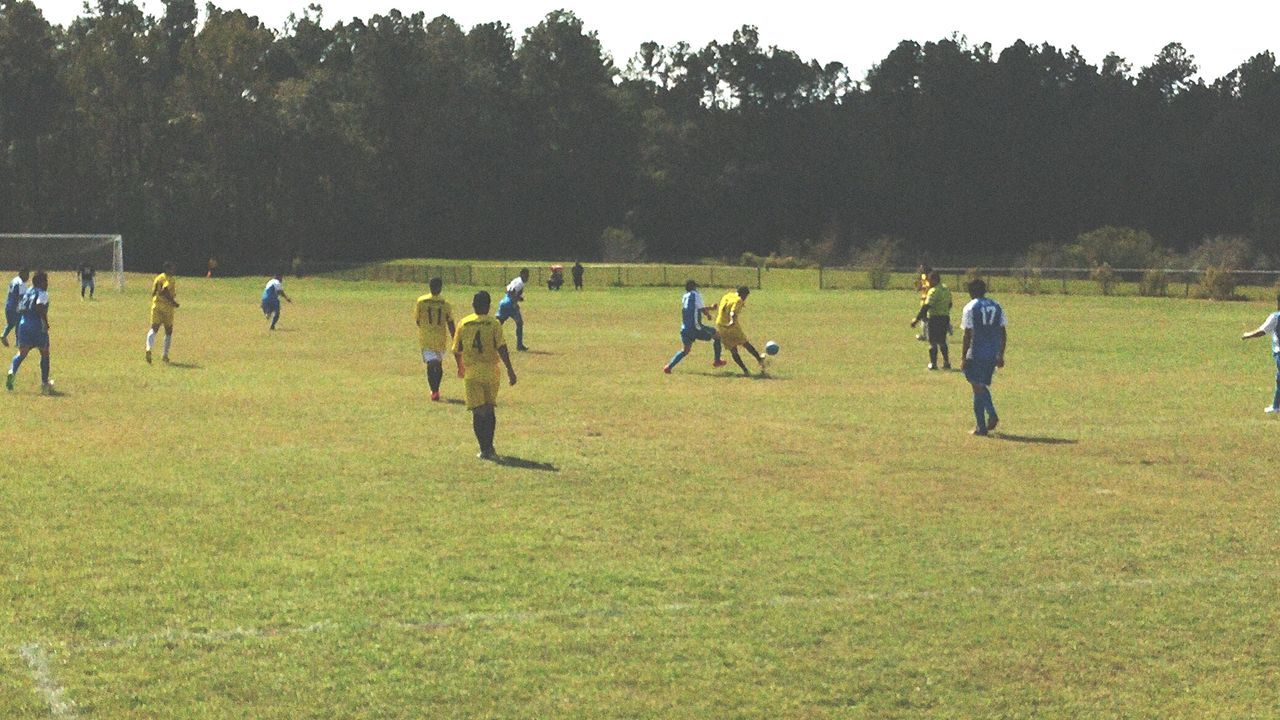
[464, 376, 500, 410]
[150, 306, 175, 327]
[717, 325, 748, 349]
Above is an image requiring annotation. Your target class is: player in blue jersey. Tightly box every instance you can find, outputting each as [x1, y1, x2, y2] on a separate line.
[960, 279, 1007, 436]
[663, 279, 724, 373]
[1241, 294, 1280, 413]
[496, 268, 530, 351]
[1, 269, 29, 348]
[261, 273, 293, 330]
[6, 271, 53, 393]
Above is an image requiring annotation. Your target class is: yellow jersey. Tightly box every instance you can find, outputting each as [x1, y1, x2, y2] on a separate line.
[151, 273, 177, 309]
[714, 291, 744, 328]
[918, 273, 931, 301]
[414, 293, 454, 351]
[451, 313, 506, 380]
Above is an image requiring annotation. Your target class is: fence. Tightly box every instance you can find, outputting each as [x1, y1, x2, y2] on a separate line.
[315, 261, 1280, 299]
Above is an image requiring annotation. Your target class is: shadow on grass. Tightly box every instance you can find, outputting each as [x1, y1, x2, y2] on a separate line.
[516, 349, 555, 356]
[441, 398, 466, 406]
[491, 455, 559, 472]
[994, 433, 1078, 445]
[164, 361, 202, 370]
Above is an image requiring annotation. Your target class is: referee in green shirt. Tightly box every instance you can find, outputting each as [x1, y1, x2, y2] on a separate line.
[910, 272, 952, 370]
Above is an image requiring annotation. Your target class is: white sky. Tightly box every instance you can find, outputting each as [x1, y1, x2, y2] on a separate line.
[29, 0, 1280, 82]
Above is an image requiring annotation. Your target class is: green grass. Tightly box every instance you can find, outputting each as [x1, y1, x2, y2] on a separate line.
[4, 271, 1280, 717]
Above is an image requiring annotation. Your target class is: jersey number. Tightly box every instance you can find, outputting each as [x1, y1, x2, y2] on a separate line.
[426, 307, 441, 325]
[472, 333, 484, 352]
[980, 306, 998, 325]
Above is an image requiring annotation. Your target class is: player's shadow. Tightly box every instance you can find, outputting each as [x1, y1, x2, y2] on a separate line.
[442, 398, 466, 406]
[491, 455, 559, 472]
[994, 433, 1077, 445]
[164, 361, 202, 370]
[517, 350, 555, 356]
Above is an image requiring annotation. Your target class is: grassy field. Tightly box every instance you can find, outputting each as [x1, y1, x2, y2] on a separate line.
[3, 271, 1280, 718]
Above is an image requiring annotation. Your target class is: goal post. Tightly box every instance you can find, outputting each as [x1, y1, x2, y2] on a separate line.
[0, 234, 125, 290]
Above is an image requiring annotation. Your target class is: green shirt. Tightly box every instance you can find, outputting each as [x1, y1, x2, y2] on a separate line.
[924, 285, 952, 317]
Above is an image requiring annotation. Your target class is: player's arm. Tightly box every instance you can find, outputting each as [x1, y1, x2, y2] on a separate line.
[451, 330, 465, 378]
[281, 290, 292, 303]
[161, 286, 179, 307]
[961, 329, 972, 369]
[1243, 316, 1275, 340]
[996, 326, 1007, 368]
[36, 300, 49, 330]
[497, 344, 517, 386]
[911, 302, 929, 327]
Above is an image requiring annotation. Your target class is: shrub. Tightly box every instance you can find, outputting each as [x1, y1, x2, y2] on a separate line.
[853, 236, 901, 290]
[1138, 269, 1168, 297]
[1067, 227, 1164, 269]
[600, 226, 646, 263]
[1185, 235, 1256, 271]
[1091, 262, 1117, 295]
[1016, 268, 1043, 295]
[1195, 265, 1240, 301]
[867, 266, 892, 290]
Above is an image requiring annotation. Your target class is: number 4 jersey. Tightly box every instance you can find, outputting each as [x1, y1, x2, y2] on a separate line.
[961, 297, 1007, 360]
[452, 313, 506, 380]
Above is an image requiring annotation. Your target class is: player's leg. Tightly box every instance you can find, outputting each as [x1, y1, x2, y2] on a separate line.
[741, 341, 766, 373]
[513, 306, 527, 351]
[145, 323, 160, 363]
[270, 306, 281, 330]
[2, 309, 16, 345]
[88, 278, 94, 299]
[426, 360, 443, 399]
[666, 340, 694, 373]
[969, 382, 989, 435]
[1272, 354, 1280, 412]
[162, 322, 174, 361]
[7, 345, 30, 389]
[730, 347, 750, 376]
[37, 345, 50, 390]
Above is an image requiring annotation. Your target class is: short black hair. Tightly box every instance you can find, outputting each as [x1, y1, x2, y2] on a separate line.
[163, 261, 176, 273]
[685, 279, 698, 292]
[473, 290, 491, 313]
[967, 278, 987, 297]
[737, 286, 750, 298]
[31, 270, 48, 289]
[519, 267, 529, 276]
[429, 277, 443, 293]
[18, 268, 29, 279]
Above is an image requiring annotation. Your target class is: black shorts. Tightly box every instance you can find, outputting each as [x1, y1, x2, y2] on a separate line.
[927, 316, 950, 344]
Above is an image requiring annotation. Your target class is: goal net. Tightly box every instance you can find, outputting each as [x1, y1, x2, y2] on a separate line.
[0, 234, 124, 290]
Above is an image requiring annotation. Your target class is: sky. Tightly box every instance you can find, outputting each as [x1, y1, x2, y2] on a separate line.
[27, 0, 1280, 82]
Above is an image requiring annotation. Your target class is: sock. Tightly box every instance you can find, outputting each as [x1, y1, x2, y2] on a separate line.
[940, 345, 950, 365]
[1273, 375, 1279, 409]
[10, 352, 23, 375]
[427, 364, 442, 392]
[713, 338, 722, 362]
[667, 349, 688, 369]
[146, 329, 156, 351]
[515, 322, 524, 348]
[39, 355, 49, 383]
[984, 389, 997, 420]
[973, 393, 987, 432]
[472, 412, 485, 451]
[485, 413, 497, 452]
[270, 311, 279, 329]
[163, 333, 172, 357]
[1, 323, 11, 339]
[732, 352, 748, 375]
[929, 347, 937, 365]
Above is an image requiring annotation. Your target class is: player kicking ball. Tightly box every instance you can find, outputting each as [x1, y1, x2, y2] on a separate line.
[496, 268, 530, 351]
[715, 286, 766, 377]
[1241, 294, 1280, 413]
[414, 277, 457, 401]
[6, 271, 53, 394]
[145, 262, 179, 364]
[664, 279, 723, 373]
[960, 279, 1007, 436]
[261, 273, 292, 330]
[453, 291, 518, 459]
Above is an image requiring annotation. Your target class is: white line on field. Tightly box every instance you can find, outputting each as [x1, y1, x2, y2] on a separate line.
[19, 644, 79, 719]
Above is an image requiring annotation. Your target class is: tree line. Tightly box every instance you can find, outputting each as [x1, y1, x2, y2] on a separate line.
[1, 0, 1278, 272]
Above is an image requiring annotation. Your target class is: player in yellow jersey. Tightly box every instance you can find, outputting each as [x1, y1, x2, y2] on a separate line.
[914, 263, 932, 340]
[452, 290, 517, 459]
[414, 277, 457, 402]
[714, 286, 766, 377]
[145, 262, 180, 364]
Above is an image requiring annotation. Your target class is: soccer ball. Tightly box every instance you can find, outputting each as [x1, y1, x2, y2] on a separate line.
[764, 341, 780, 356]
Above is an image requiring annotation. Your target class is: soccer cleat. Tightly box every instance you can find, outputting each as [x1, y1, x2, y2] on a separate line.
[477, 450, 497, 460]
[145, 350, 152, 364]
[1266, 406, 1280, 414]
[40, 380, 53, 395]
[5, 373, 12, 391]
[712, 360, 727, 368]
[517, 346, 529, 352]
[942, 363, 952, 370]
[987, 416, 999, 432]
[663, 365, 672, 374]
[162, 355, 170, 364]
[970, 428, 988, 436]
[431, 391, 441, 402]
[0, 336, 7, 347]
[927, 363, 937, 370]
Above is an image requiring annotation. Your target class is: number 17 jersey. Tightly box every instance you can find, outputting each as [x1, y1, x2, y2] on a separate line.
[452, 313, 506, 380]
[961, 297, 1007, 360]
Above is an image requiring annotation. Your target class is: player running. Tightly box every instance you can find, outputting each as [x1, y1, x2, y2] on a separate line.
[496, 268, 530, 351]
[911, 271, 952, 370]
[960, 278, 1007, 436]
[261, 273, 292, 330]
[715, 286, 766, 377]
[145, 262, 179, 364]
[1241, 294, 1280, 413]
[6, 271, 53, 394]
[1, 268, 29, 347]
[414, 277, 457, 402]
[452, 291, 518, 460]
[664, 279, 723, 373]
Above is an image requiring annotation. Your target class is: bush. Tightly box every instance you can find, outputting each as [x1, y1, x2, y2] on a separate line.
[1138, 269, 1168, 297]
[600, 226, 646, 263]
[1195, 265, 1240, 300]
[1067, 227, 1164, 269]
[1091, 262, 1117, 295]
[867, 266, 891, 290]
[1185, 235, 1256, 271]
[853, 236, 901, 291]
[1016, 267, 1043, 295]
[739, 251, 764, 267]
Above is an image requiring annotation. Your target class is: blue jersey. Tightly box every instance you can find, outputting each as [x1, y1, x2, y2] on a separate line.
[681, 290, 706, 331]
[262, 278, 282, 304]
[6, 276, 23, 311]
[961, 297, 1006, 360]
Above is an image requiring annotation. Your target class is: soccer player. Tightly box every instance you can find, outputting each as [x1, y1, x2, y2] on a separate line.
[960, 278, 1007, 436]
[414, 277, 456, 402]
[452, 290, 518, 459]
[715, 286, 766, 377]
[572, 261, 584, 290]
[1, 268, 29, 348]
[1241, 294, 1280, 413]
[261, 273, 292, 330]
[6, 271, 52, 393]
[79, 264, 96, 300]
[664, 279, 723, 373]
[145, 262, 179, 364]
[910, 271, 952, 370]
[496, 268, 530, 351]
[914, 264, 933, 340]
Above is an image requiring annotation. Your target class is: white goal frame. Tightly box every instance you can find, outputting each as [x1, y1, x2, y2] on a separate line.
[0, 234, 125, 290]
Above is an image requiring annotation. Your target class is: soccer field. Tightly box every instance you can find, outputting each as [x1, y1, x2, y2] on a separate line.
[3, 272, 1279, 718]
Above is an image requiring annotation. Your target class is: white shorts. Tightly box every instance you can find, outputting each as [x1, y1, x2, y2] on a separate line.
[422, 349, 444, 363]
